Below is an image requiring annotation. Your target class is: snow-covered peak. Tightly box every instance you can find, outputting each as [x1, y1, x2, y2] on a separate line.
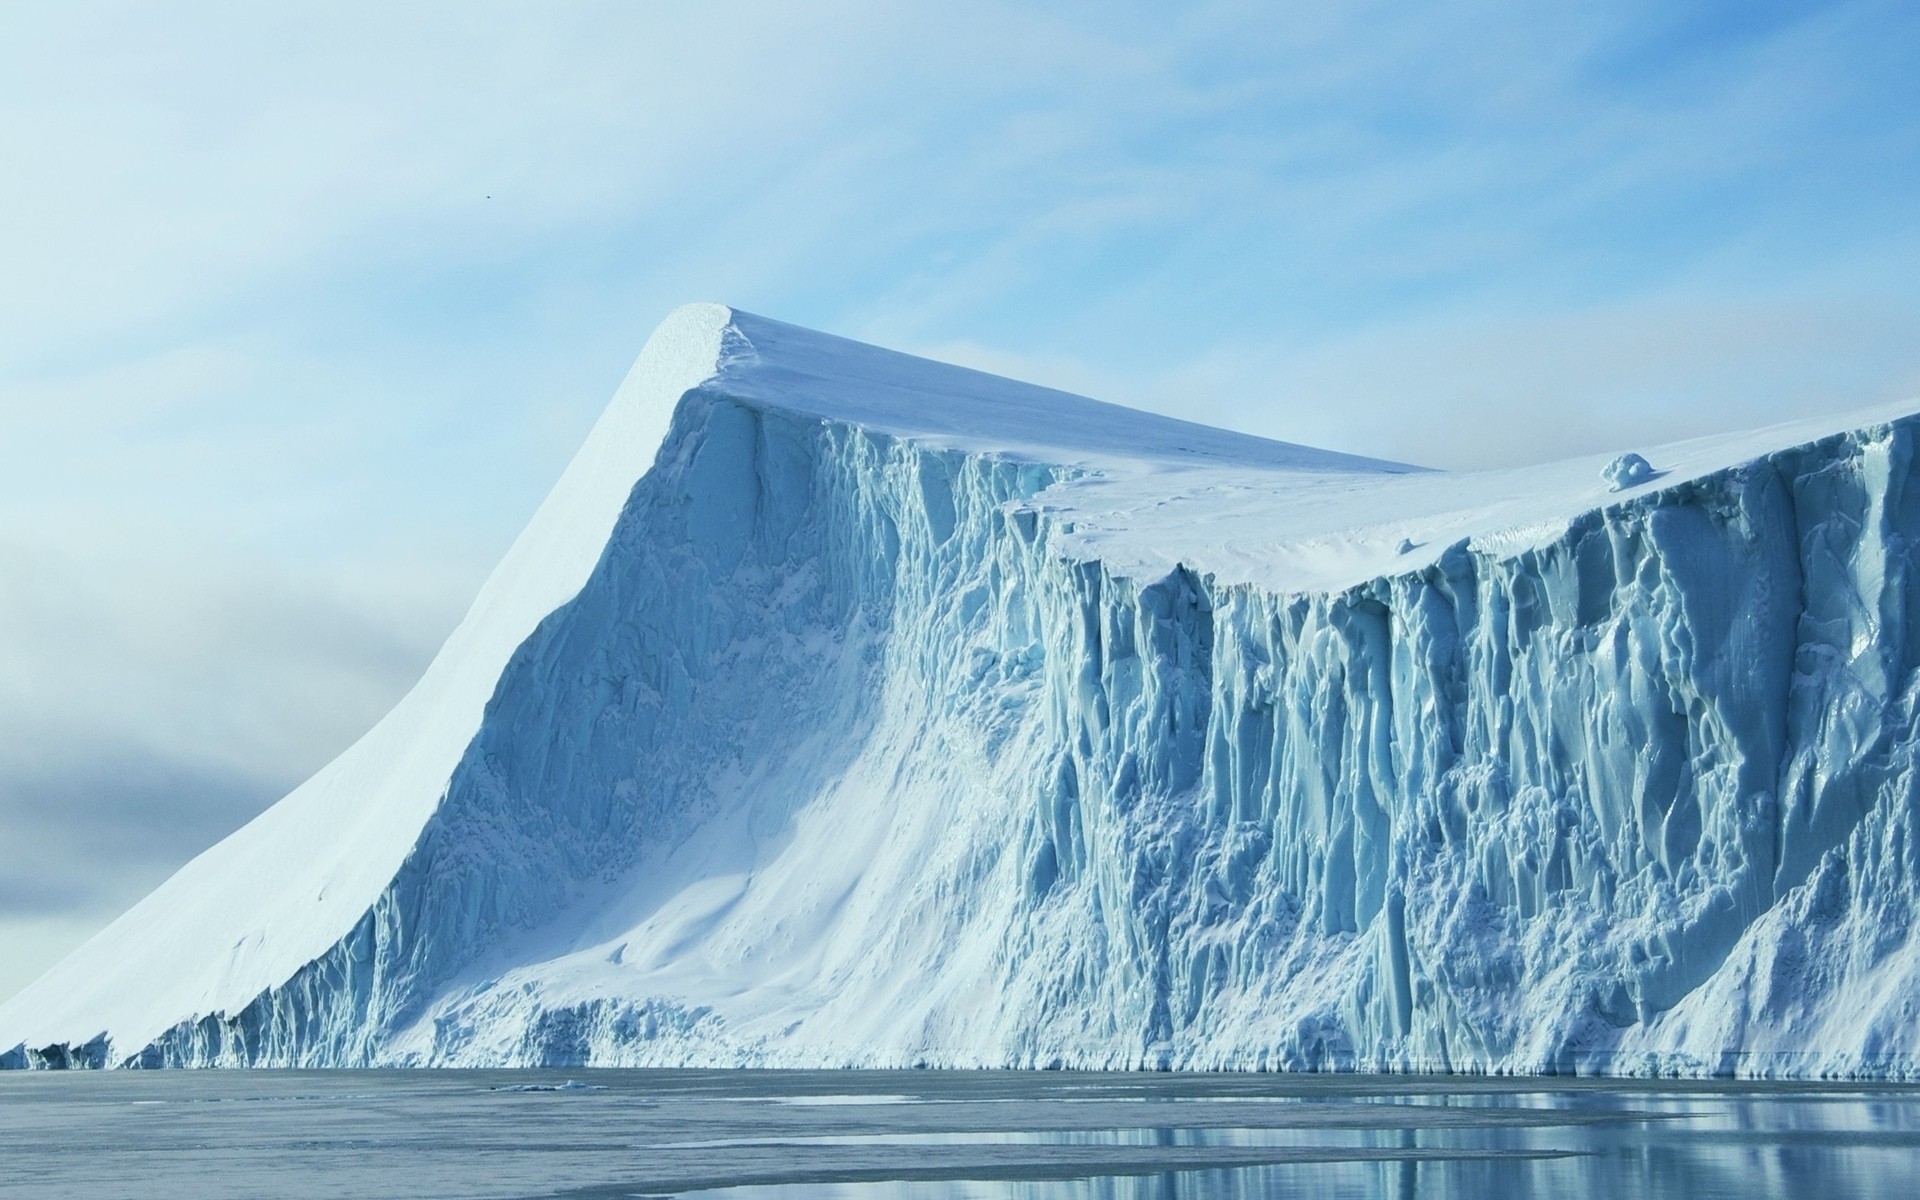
[711, 310, 1417, 475]
[714, 307, 1920, 597]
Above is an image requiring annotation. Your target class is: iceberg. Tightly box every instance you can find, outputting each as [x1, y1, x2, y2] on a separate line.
[6, 304, 1920, 1076]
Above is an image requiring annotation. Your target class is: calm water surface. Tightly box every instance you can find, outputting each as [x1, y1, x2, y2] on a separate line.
[3, 1069, 1917, 1198]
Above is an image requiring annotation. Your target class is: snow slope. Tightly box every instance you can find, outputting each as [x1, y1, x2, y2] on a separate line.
[7, 305, 1920, 1076]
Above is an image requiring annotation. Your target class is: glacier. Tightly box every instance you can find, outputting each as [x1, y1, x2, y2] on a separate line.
[7, 303, 1920, 1076]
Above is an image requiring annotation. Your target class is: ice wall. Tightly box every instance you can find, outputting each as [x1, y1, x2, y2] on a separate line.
[8, 309, 1920, 1076]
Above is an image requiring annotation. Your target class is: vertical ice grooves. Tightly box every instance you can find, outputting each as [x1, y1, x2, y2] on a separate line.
[13, 358, 1920, 1078]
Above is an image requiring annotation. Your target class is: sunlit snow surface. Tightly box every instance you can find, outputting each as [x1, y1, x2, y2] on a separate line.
[5, 1070, 1920, 1198]
[8, 304, 1920, 1074]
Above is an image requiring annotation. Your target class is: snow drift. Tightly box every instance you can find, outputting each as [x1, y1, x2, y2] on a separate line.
[8, 304, 1920, 1076]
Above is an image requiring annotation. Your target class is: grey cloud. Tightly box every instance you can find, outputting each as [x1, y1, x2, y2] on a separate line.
[0, 744, 280, 920]
[0, 531, 451, 787]
[0, 875, 95, 920]
[0, 531, 449, 938]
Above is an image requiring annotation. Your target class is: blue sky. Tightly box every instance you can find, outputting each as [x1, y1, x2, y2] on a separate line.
[3, 0, 1919, 1000]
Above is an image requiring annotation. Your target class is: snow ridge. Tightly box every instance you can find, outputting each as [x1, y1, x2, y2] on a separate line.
[6, 306, 1920, 1076]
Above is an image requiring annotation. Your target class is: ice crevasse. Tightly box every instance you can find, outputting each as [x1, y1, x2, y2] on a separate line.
[7, 303, 1920, 1076]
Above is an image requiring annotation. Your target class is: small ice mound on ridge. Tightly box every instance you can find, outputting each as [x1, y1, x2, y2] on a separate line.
[1602, 452, 1656, 492]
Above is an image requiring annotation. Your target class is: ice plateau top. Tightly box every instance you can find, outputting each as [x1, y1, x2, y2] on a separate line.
[8, 303, 1920, 1075]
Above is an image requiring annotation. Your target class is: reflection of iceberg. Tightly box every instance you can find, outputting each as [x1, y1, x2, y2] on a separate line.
[7, 304, 1920, 1076]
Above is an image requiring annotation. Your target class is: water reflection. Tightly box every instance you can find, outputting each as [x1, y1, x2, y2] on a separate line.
[3, 1070, 1918, 1199]
[681, 1084, 1920, 1199]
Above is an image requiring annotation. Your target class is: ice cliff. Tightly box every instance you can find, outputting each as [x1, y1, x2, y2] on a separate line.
[8, 304, 1920, 1077]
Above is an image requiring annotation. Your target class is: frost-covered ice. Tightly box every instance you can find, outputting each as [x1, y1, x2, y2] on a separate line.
[7, 304, 1920, 1076]
[1602, 452, 1658, 492]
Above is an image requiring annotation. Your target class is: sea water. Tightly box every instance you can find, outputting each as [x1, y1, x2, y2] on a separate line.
[4, 1070, 1918, 1198]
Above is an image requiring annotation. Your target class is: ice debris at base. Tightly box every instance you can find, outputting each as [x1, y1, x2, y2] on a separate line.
[1602, 451, 1657, 491]
[8, 303, 1920, 1079]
